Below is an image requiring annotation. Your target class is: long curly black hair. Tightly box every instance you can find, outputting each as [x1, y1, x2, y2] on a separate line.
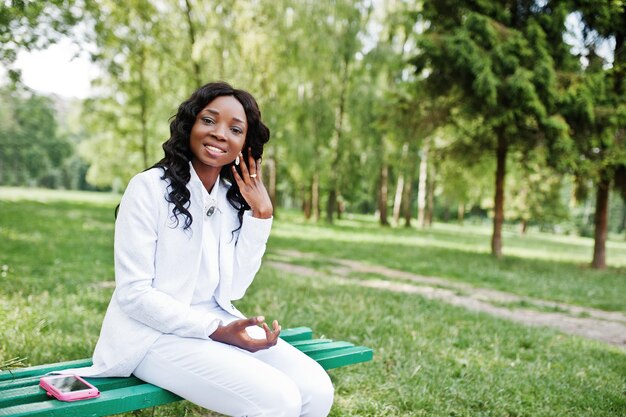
[151, 81, 270, 230]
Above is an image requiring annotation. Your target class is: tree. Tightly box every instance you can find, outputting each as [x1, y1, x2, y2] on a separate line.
[561, 1, 626, 268]
[0, 88, 73, 187]
[323, 1, 372, 223]
[412, 0, 572, 257]
[79, 0, 194, 188]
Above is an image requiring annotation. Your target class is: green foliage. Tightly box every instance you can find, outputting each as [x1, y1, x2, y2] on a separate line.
[505, 149, 570, 227]
[2, 0, 624, 251]
[0, 88, 87, 188]
[412, 0, 578, 257]
[558, 2, 626, 267]
[416, 2, 566, 142]
[561, 68, 626, 175]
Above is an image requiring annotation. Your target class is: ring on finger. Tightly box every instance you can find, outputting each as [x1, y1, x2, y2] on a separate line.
[249, 173, 257, 179]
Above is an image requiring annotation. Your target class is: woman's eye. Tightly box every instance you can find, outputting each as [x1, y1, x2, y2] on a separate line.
[231, 127, 243, 135]
[202, 117, 215, 125]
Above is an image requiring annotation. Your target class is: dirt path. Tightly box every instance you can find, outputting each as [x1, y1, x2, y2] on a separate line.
[267, 250, 626, 349]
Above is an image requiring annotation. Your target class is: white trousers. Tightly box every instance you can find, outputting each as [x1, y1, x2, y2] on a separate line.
[133, 307, 334, 417]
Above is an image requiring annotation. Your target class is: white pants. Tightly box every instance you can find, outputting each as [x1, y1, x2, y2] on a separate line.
[133, 307, 334, 417]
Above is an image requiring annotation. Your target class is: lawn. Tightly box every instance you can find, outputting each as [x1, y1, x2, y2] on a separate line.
[1, 188, 624, 416]
[269, 212, 626, 312]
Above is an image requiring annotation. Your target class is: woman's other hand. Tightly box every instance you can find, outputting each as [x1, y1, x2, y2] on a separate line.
[232, 149, 273, 219]
[210, 316, 281, 352]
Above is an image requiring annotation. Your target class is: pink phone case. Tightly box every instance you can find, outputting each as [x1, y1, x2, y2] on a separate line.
[39, 374, 100, 402]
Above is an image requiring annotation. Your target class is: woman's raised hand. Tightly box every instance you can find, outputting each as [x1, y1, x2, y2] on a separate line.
[232, 149, 273, 219]
[210, 316, 281, 352]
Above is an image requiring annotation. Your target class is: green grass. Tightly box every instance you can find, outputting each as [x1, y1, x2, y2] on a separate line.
[1, 192, 625, 416]
[269, 211, 626, 312]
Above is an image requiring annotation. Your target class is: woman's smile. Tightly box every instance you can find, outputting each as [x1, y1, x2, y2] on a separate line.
[205, 144, 227, 155]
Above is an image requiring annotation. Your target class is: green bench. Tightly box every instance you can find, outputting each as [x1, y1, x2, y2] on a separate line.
[0, 327, 373, 417]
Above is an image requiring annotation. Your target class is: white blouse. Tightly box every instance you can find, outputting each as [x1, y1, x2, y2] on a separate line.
[190, 167, 223, 309]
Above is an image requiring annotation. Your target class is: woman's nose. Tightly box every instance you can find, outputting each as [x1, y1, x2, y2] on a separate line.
[212, 124, 227, 139]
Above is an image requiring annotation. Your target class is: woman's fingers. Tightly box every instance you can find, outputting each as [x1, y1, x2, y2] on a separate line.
[262, 320, 281, 345]
[231, 316, 261, 330]
[219, 316, 279, 351]
[232, 150, 262, 185]
[247, 148, 257, 179]
[261, 322, 271, 337]
[231, 163, 244, 187]
[248, 317, 280, 349]
[256, 158, 263, 181]
[238, 151, 250, 179]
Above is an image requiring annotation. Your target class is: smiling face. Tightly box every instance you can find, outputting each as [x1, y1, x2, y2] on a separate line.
[189, 95, 248, 177]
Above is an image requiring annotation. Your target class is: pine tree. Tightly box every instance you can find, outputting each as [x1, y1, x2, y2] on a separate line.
[412, 0, 572, 257]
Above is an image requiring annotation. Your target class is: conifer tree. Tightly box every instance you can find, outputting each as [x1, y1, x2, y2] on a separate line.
[412, 0, 571, 257]
[562, 1, 626, 268]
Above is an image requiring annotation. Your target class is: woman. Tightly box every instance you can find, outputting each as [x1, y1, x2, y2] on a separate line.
[75, 82, 334, 416]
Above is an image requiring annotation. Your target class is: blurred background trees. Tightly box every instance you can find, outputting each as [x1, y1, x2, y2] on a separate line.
[1, 0, 624, 268]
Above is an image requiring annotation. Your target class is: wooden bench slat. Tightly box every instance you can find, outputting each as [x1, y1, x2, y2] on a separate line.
[0, 378, 41, 392]
[289, 339, 334, 347]
[0, 360, 92, 383]
[294, 341, 355, 354]
[277, 327, 313, 342]
[0, 386, 48, 410]
[0, 376, 141, 393]
[308, 346, 374, 370]
[0, 377, 145, 409]
[0, 384, 181, 417]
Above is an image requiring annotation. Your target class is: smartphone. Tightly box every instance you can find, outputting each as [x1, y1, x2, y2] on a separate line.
[39, 374, 100, 402]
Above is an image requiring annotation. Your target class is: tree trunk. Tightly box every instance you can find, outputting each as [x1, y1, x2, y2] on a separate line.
[337, 196, 345, 220]
[326, 57, 350, 224]
[303, 184, 312, 220]
[619, 198, 626, 237]
[491, 134, 507, 258]
[393, 143, 409, 226]
[591, 174, 610, 269]
[457, 203, 465, 225]
[312, 172, 320, 222]
[417, 142, 429, 228]
[403, 174, 413, 227]
[138, 46, 149, 169]
[183, 0, 202, 88]
[379, 163, 390, 226]
[520, 220, 528, 235]
[425, 167, 435, 227]
[326, 188, 337, 223]
[392, 173, 405, 226]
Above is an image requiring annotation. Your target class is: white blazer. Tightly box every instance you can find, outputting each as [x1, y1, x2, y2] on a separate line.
[70, 167, 272, 377]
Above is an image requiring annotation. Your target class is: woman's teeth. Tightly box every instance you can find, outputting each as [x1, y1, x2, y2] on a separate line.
[206, 145, 225, 153]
